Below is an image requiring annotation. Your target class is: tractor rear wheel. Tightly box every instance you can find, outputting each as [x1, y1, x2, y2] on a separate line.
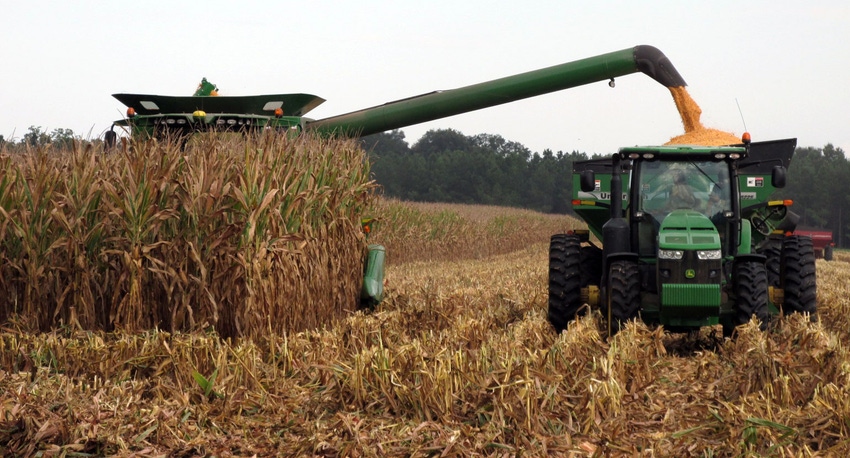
[605, 259, 640, 336]
[725, 260, 769, 337]
[548, 234, 583, 333]
[782, 236, 818, 321]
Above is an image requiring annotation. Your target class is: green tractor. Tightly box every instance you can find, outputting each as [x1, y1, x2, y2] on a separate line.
[549, 137, 817, 337]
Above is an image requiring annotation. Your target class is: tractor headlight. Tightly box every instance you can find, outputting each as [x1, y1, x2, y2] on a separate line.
[697, 250, 722, 260]
[658, 249, 684, 260]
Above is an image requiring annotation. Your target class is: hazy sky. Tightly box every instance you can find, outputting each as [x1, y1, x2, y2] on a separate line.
[2, 1, 848, 155]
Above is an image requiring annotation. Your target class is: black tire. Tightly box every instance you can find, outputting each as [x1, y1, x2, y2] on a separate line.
[782, 236, 818, 321]
[724, 260, 770, 337]
[606, 260, 641, 336]
[824, 245, 834, 261]
[579, 245, 603, 287]
[548, 234, 583, 333]
[761, 244, 782, 288]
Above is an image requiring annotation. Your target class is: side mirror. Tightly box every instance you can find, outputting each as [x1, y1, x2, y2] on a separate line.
[580, 170, 596, 192]
[772, 165, 786, 188]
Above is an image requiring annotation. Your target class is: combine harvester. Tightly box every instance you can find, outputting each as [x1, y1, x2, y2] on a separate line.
[107, 46, 815, 330]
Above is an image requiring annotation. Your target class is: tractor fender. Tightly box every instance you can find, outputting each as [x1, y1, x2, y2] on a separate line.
[605, 252, 639, 263]
[734, 253, 767, 264]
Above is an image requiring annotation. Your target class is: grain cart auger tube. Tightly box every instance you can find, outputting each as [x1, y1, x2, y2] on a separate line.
[304, 45, 685, 137]
[549, 136, 817, 337]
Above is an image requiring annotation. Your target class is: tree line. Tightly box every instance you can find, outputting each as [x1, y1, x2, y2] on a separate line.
[359, 129, 594, 214]
[775, 143, 849, 247]
[1, 125, 79, 149]
[361, 129, 849, 247]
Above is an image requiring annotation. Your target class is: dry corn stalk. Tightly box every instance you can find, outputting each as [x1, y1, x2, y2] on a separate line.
[0, 132, 377, 337]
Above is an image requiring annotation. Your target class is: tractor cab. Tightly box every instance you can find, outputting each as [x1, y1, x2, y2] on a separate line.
[619, 146, 747, 329]
[630, 150, 736, 260]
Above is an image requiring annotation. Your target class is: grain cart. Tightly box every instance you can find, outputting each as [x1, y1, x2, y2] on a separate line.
[550, 137, 817, 337]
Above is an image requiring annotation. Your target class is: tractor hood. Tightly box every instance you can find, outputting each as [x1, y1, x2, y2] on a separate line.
[658, 210, 720, 250]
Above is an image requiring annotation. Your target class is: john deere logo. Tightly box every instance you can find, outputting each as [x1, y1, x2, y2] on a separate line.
[685, 269, 696, 279]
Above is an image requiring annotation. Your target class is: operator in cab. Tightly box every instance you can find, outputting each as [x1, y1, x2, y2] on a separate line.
[668, 171, 697, 210]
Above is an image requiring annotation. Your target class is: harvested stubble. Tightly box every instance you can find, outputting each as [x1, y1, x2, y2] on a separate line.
[2, 90, 846, 454]
[2, 202, 849, 455]
[0, 132, 377, 338]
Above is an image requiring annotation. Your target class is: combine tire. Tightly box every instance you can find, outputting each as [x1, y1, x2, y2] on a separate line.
[782, 236, 818, 320]
[824, 245, 834, 261]
[605, 260, 640, 336]
[725, 260, 769, 337]
[548, 234, 583, 333]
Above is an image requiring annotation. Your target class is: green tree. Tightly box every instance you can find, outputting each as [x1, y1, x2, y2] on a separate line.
[412, 129, 471, 155]
[359, 129, 409, 155]
[778, 144, 849, 247]
[23, 126, 51, 148]
[362, 127, 592, 214]
[50, 128, 77, 149]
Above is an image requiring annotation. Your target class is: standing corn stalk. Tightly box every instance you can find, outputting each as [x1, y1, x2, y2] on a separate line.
[0, 131, 377, 338]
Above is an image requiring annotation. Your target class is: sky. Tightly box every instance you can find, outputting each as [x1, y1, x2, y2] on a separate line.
[2, 1, 848, 156]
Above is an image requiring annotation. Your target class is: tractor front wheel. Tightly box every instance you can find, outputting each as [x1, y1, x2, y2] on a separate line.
[725, 260, 769, 337]
[548, 234, 583, 333]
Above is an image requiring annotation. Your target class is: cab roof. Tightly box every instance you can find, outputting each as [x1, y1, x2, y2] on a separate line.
[619, 144, 747, 155]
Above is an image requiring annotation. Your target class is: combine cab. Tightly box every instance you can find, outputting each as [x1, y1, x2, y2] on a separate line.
[550, 137, 817, 336]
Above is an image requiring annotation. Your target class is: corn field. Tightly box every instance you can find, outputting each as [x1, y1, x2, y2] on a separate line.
[2, 139, 850, 456]
[0, 133, 376, 339]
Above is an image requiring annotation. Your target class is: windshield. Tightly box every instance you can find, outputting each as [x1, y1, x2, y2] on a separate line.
[637, 160, 731, 223]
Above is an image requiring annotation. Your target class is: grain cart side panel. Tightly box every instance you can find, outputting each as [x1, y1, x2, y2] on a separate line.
[571, 159, 630, 241]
